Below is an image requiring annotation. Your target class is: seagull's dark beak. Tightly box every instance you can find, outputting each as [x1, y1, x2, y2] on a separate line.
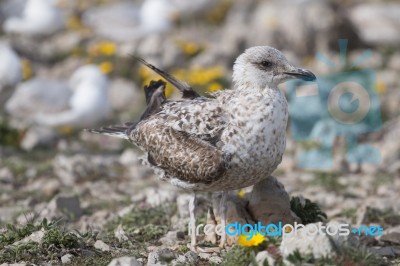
[284, 68, 316, 81]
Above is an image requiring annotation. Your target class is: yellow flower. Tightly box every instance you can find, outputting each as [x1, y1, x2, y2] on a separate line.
[236, 189, 246, 199]
[21, 58, 32, 80]
[99, 61, 113, 74]
[182, 42, 201, 56]
[138, 65, 153, 79]
[375, 80, 386, 94]
[207, 82, 223, 92]
[237, 232, 265, 247]
[66, 15, 83, 30]
[89, 41, 117, 56]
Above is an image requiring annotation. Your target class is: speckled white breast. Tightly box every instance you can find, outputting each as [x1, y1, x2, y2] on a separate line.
[202, 86, 287, 191]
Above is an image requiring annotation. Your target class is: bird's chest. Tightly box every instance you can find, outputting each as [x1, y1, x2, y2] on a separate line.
[221, 90, 288, 174]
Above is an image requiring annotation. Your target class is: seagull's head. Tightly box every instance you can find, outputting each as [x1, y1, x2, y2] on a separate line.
[233, 46, 316, 89]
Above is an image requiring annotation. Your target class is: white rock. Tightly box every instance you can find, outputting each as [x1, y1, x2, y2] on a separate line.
[13, 228, 45, 245]
[94, 240, 111, 252]
[108, 256, 141, 266]
[280, 222, 347, 259]
[61, 253, 74, 264]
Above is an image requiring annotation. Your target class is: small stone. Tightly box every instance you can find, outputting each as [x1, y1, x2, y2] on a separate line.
[14, 229, 45, 245]
[208, 256, 223, 264]
[172, 251, 198, 265]
[61, 254, 73, 264]
[94, 240, 111, 251]
[147, 248, 176, 266]
[108, 256, 141, 266]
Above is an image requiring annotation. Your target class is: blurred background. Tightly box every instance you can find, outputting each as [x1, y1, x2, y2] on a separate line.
[0, 0, 399, 265]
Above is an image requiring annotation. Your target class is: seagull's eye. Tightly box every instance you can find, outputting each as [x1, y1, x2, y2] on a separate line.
[260, 61, 272, 68]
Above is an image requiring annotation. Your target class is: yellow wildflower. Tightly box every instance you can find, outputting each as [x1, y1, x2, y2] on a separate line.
[21, 58, 32, 80]
[99, 61, 113, 74]
[375, 80, 386, 94]
[182, 42, 201, 56]
[207, 82, 223, 92]
[89, 41, 117, 56]
[237, 232, 265, 247]
[66, 15, 83, 30]
[59, 126, 74, 135]
[237, 189, 246, 199]
[138, 65, 153, 79]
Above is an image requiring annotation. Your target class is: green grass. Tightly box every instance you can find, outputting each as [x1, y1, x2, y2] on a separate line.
[290, 196, 327, 224]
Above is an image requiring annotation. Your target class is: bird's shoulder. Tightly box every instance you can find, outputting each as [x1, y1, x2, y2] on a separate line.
[136, 97, 226, 140]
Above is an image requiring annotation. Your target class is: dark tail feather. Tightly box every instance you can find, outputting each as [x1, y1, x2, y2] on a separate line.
[85, 125, 130, 139]
[132, 55, 200, 99]
[140, 79, 167, 120]
[86, 80, 166, 138]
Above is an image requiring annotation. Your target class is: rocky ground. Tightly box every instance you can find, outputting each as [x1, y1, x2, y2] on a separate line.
[1, 0, 400, 265]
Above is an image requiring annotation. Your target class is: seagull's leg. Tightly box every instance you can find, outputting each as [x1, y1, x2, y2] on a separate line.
[219, 191, 228, 248]
[189, 192, 197, 251]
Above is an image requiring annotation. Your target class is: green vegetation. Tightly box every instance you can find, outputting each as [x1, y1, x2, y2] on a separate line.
[290, 196, 327, 224]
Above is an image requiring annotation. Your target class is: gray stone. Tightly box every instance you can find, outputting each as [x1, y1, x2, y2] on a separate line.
[47, 194, 82, 221]
[147, 248, 176, 266]
[108, 256, 141, 266]
[248, 176, 301, 225]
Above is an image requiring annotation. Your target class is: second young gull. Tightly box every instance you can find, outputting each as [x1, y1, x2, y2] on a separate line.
[89, 46, 316, 251]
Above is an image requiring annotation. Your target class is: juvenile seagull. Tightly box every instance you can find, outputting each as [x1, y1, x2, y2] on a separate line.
[89, 46, 316, 251]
